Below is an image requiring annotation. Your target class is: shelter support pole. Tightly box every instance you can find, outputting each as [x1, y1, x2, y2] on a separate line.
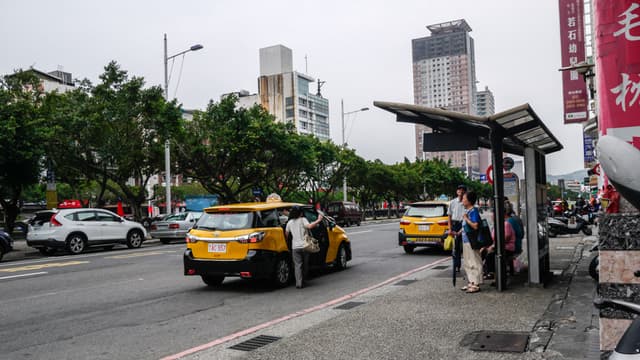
[524, 147, 541, 284]
[490, 126, 507, 291]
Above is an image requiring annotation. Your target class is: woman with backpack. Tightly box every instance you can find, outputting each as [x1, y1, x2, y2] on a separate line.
[460, 191, 483, 294]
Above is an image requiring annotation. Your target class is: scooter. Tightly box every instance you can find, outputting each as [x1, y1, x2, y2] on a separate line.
[594, 297, 640, 359]
[589, 243, 599, 282]
[548, 210, 592, 237]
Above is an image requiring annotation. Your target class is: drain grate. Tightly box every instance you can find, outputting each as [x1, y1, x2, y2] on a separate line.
[394, 279, 418, 286]
[469, 331, 529, 353]
[334, 301, 366, 310]
[229, 335, 281, 351]
[432, 265, 449, 270]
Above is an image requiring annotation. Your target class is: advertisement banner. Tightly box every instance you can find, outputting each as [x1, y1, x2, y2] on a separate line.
[595, 0, 640, 149]
[559, 0, 589, 123]
[583, 133, 596, 168]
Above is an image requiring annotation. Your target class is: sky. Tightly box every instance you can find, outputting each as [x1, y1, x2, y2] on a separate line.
[0, 1, 586, 176]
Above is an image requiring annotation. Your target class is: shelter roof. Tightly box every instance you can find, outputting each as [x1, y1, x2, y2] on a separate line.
[373, 101, 563, 156]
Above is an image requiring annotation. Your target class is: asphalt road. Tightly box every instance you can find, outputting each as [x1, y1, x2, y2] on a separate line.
[0, 221, 448, 360]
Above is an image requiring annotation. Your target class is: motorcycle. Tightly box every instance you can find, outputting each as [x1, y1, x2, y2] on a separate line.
[547, 210, 592, 237]
[594, 297, 640, 359]
[576, 205, 598, 225]
[589, 242, 599, 282]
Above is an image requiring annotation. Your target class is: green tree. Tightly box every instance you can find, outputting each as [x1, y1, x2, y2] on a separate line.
[0, 70, 50, 232]
[175, 95, 300, 204]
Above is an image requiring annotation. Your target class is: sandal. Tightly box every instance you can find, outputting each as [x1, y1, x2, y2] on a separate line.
[466, 285, 481, 293]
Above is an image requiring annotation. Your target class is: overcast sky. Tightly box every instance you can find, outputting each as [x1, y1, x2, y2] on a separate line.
[1, 1, 585, 175]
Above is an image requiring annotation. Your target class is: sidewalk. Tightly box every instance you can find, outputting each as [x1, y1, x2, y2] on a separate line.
[182, 234, 599, 360]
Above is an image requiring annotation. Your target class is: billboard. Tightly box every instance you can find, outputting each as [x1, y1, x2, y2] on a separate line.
[594, 0, 640, 150]
[558, 0, 589, 123]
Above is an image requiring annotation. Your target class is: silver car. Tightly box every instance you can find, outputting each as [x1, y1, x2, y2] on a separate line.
[150, 211, 202, 244]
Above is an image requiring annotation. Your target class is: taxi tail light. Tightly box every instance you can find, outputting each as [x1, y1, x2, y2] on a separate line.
[186, 234, 198, 243]
[50, 214, 63, 227]
[237, 232, 265, 244]
[400, 219, 411, 225]
[240, 272, 252, 278]
[169, 223, 180, 229]
[186, 269, 196, 275]
[437, 220, 449, 226]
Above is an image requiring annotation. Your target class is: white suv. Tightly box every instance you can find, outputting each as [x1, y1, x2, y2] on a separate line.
[27, 208, 148, 255]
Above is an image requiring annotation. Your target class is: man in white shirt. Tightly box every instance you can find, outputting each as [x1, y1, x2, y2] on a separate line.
[448, 185, 466, 272]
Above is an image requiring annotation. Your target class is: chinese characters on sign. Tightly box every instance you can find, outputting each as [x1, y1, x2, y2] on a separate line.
[595, 0, 640, 150]
[559, 0, 589, 124]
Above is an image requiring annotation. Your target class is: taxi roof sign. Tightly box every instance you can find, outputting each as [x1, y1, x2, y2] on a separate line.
[265, 193, 282, 203]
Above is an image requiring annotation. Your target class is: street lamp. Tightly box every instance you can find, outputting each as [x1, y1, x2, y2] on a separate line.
[163, 33, 203, 215]
[341, 99, 369, 202]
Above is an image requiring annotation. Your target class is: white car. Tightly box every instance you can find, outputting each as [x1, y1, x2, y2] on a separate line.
[26, 208, 148, 254]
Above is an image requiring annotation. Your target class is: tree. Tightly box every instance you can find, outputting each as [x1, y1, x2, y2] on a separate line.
[175, 95, 300, 204]
[48, 62, 182, 219]
[0, 70, 50, 232]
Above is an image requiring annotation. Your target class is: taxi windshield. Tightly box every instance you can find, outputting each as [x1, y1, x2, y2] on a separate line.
[405, 205, 446, 218]
[195, 212, 254, 231]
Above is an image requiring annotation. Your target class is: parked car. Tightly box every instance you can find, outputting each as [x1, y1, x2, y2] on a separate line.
[26, 208, 148, 255]
[0, 230, 14, 262]
[25, 210, 58, 254]
[183, 200, 351, 287]
[398, 201, 450, 253]
[150, 211, 203, 244]
[326, 201, 362, 227]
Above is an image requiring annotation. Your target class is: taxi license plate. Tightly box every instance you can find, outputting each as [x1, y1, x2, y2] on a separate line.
[418, 225, 430, 231]
[208, 243, 226, 253]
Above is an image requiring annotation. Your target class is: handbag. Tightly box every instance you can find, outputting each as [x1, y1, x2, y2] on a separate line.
[467, 214, 492, 250]
[302, 228, 320, 253]
[443, 234, 454, 251]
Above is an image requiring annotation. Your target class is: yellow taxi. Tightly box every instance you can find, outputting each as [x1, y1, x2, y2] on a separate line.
[183, 200, 351, 287]
[398, 201, 449, 253]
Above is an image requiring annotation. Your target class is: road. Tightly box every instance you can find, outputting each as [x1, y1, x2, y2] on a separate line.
[0, 221, 448, 360]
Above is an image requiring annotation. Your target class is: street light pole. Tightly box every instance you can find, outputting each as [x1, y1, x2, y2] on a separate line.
[163, 33, 203, 215]
[341, 99, 369, 202]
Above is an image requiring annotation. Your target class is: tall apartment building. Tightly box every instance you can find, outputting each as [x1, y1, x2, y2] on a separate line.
[476, 86, 495, 174]
[412, 19, 479, 175]
[257, 45, 330, 140]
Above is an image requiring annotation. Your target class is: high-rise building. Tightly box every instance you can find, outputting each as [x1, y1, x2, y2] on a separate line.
[476, 86, 495, 175]
[257, 45, 330, 140]
[412, 19, 479, 175]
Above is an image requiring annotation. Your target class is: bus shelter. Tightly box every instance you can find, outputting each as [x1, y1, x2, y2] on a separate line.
[374, 101, 563, 291]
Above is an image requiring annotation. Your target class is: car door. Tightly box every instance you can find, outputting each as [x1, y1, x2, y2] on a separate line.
[96, 210, 128, 241]
[303, 208, 330, 266]
[73, 210, 103, 243]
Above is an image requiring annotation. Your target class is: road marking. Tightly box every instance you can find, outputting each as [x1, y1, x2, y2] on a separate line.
[104, 250, 176, 259]
[0, 261, 89, 273]
[0, 271, 48, 280]
[347, 230, 372, 235]
[160, 256, 450, 360]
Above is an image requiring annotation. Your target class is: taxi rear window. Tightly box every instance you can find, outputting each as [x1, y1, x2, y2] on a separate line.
[194, 212, 254, 231]
[404, 205, 446, 218]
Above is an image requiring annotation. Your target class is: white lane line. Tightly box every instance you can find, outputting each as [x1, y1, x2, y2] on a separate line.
[160, 256, 451, 360]
[0, 271, 48, 280]
[347, 230, 372, 235]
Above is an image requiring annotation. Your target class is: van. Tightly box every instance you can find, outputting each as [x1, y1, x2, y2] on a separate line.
[326, 201, 362, 227]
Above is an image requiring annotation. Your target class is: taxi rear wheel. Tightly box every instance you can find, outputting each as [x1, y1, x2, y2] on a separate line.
[201, 275, 225, 286]
[273, 256, 292, 288]
[403, 245, 415, 254]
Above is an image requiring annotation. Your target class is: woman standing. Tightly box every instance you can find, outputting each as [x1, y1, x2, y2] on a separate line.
[285, 206, 323, 289]
[461, 191, 483, 293]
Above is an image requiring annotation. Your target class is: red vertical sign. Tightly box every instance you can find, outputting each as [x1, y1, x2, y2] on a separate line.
[559, 0, 589, 123]
[595, 0, 640, 149]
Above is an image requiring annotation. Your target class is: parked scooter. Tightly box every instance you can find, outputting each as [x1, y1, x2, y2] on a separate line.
[589, 243, 599, 282]
[548, 210, 592, 237]
[594, 297, 640, 359]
